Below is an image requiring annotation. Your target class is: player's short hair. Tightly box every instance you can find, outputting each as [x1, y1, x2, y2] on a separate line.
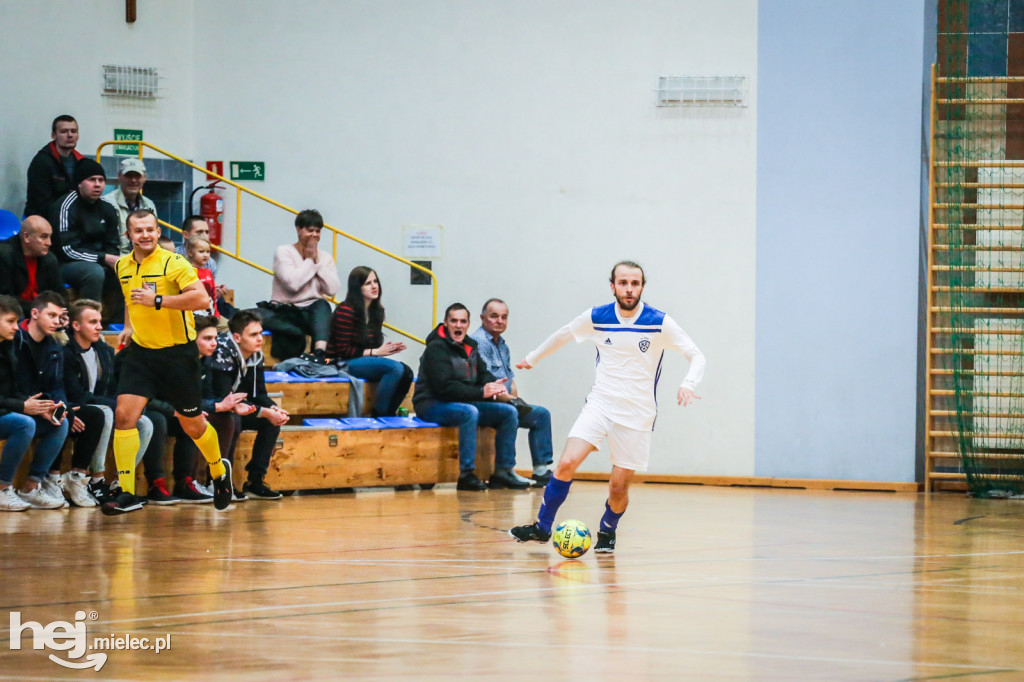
[194, 315, 219, 335]
[31, 290, 66, 312]
[51, 115, 76, 134]
[0, 295, 22, 318]
[69, 299, 102, 323]
[444, 302, 469, 321]
[229, 310, 263, 336]
[182, 215, 206, 235]
[609, 260, 646, 285]
[295, 209, 324, 229]
[480, 298, 506, 315]
[126, 208, 157, 230]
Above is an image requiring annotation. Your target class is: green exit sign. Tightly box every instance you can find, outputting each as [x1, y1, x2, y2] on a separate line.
[113, 129, 143, 155]
[230, 161, 265, 181]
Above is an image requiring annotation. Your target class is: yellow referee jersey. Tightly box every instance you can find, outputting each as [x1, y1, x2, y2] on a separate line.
[117, 248, 200, 349]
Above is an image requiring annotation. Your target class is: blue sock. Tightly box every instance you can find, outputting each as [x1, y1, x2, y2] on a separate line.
[600, 500, 624, 532]
[537, 477, 572, 533]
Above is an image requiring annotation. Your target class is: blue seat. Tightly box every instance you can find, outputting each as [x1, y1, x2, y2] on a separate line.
[338, 417, 386, 430]
[0, 209, 19, 240]
[302, 418, 343, 428]
[376, 417, 440, 429]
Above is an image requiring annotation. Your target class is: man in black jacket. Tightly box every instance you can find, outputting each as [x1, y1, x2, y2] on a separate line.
[11, 292, 73, 508]
[205, 310, 288, 500]
[412, 303, 531, 492]
[62, 299, 156, 506]
[0, 295, 71, 511]
[49, 158, 123, 312]
[24, 115, 83, 218]
[0, 216, 65, 317]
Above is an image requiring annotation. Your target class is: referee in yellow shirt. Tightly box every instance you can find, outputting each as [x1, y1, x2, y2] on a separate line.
[103, 209, 233, 514]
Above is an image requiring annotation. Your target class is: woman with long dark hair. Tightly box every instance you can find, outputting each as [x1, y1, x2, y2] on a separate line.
[327, 266, 414, 417]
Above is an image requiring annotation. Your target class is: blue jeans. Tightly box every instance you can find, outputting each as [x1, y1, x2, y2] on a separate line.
[420, 401, 518, 472]
[346, 356, 414, 417]
[519, 404, 554, 467]
[0, 413, 69, 484]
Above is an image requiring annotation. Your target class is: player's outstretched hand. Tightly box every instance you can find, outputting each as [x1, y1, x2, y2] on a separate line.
[678, 387, 701, 407]
[515, 359, 532, 370]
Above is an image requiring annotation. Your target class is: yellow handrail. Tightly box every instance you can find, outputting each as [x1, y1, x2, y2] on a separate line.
[96, 140, 437, 344]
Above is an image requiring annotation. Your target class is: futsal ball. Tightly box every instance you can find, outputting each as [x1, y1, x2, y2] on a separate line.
[552, 519, 592, 558]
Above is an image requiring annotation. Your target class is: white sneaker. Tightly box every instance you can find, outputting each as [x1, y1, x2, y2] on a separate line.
[199, 481, 214, 497]
[18, 486, 67, 510]
[0, 486, 30, 512]
[42, 473, 65, 499]
[62, 471, 98, 508]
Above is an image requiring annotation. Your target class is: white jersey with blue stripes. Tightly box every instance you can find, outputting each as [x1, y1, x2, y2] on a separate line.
[525, 301, 705, 431]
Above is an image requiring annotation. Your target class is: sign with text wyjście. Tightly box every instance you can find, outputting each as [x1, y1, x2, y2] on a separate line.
[113, 129, 143, 155]
[230, 162, 265, 181]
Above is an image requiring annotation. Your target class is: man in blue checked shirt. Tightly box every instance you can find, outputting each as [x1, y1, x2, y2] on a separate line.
[470, 298, 554, 487]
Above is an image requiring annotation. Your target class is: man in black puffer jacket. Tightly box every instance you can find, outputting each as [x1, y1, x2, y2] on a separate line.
[413, 303, 530, 492]
[0, 217, 65, 317]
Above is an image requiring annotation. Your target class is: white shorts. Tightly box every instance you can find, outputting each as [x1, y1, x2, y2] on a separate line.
[567, 404, 652, 472]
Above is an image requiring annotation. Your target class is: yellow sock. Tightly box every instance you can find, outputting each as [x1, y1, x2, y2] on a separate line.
[192, 423, 226, 479]
[113, 428, 140, 495]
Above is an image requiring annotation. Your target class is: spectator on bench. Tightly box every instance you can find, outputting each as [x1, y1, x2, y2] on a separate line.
[0, 216, 65, 318]
[10, 292, 72, 508]
[49, 158, 123, 318]
[413, 303, 532, 492]
[157, 236, 175, 252]
[269, 209, 340, 363]
[327, 266, 413, 417]
[205, 310, 288, 500]
[185, 236, 221, 321]
[104, 158, 157, 255]
[0, 295, 71, 511]
[62, 299, 154, 506]
[24, 115, 83, 218]
[471, 298, 554, 487]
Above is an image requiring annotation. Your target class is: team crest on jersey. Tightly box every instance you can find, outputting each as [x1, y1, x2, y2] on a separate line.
[638, 338, 650, 353]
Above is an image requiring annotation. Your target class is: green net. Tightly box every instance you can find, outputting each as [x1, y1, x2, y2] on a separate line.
[937, 1, 1024, 497]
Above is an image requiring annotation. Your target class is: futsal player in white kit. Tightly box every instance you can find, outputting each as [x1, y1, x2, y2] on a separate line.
[508, 261, 705, 552]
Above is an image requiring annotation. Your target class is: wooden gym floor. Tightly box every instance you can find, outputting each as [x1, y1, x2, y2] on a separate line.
[0, 482, 1022, 680]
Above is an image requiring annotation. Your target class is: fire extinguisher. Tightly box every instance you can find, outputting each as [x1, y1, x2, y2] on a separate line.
[190, 182, 224, 246]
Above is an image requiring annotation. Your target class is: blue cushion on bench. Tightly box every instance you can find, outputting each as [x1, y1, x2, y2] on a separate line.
[376, 416, 440, 429]
[264, 371, 352, 384]
[302, 418, 344, 428]
[337, 417, 386, 430]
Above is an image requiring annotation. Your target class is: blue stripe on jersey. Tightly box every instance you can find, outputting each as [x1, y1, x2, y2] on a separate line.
[593, 326, 662, 333]
[652, 350, 665, 431]
[636, 305, 666, 326]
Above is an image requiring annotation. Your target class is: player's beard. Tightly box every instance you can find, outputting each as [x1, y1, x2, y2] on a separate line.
[615, 293, 640, 311]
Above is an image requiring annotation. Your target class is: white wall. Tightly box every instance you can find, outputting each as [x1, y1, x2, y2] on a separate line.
[0, 0, 758, 477]
[0, 0, 196, 213]
[194, 0, 758, 476]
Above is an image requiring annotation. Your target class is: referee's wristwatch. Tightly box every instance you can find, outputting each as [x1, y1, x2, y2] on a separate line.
[154, 295, 163, 310]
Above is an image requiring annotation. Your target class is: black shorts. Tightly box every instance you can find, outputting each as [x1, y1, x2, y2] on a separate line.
[118, 341, 203, 418]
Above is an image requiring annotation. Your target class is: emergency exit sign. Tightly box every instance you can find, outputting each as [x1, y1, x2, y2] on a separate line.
[230, 161, 265, 181]
[113, 129, 143, 155]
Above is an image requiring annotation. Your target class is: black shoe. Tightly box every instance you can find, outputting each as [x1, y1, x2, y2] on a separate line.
[100, 491, 146, 516]
[508, 522, 551, 543]
[531, 470, 552, 488]
[233, 488, 249, 502]
[595, 530, 616, 553]
[212, 460, 233, 510]
[243, 479, 282, 500]
[146, 480, 179, 506]
[488, 469, 531, 490]
[456, 472, 487, 491]
[88, 478, 116, 505]
[173, 477, 214, 504]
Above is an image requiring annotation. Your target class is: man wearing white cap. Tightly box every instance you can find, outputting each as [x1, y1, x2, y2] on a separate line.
[104, 158, 157, 255]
